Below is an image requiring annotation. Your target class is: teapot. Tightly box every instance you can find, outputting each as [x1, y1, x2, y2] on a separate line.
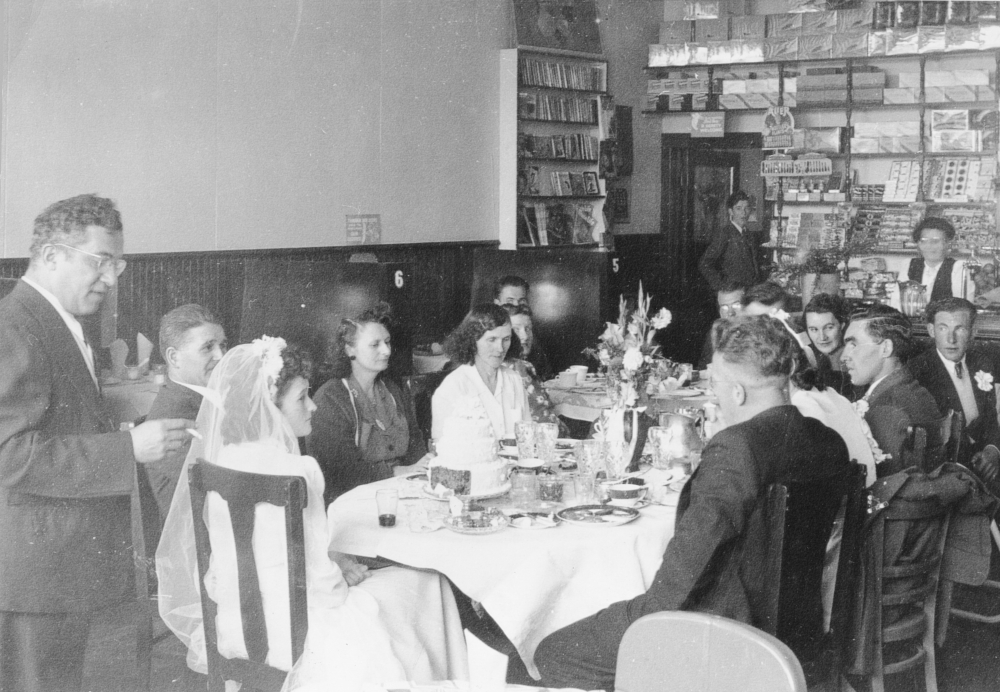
[655, 411, 704, 460]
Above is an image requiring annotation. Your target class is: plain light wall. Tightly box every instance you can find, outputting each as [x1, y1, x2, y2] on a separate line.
[0, 0, 512, 256]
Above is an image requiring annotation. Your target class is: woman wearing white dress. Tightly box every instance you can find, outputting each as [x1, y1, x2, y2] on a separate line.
[156, 338, 467, 691]
[432, 304, 531, 441]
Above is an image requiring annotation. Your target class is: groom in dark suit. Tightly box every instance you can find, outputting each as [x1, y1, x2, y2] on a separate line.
[535, 315, 850, 692]
[0, 195, 195, 691]
[908, 298, 1000, 480]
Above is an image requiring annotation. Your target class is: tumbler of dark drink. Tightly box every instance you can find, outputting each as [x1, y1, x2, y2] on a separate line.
[376, 489, 399, 528]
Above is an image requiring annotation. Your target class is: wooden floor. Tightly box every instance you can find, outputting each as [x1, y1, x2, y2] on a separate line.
[82, 586, 1000, 692]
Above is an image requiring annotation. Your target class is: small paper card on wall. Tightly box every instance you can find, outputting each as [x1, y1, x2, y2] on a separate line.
[691, 112, 725, 138]
[346, 214, 382, 245]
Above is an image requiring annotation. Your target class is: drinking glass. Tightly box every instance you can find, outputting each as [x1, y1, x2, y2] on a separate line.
[575, 439, 605, 477]
[375, 489, 399, 528]
[574, 473, 597, 504]
[676, 363, 693, 386]
[509, 468, 537, 505]
[604, 439, 630, 481]
[515, 421, 537, 460]
[535, 422, 559, 463]
[646, 426, 671, 470]
[537, 475, 565, 503]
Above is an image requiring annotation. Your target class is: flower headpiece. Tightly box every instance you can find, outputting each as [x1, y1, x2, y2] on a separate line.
[252, 335, 287, 399]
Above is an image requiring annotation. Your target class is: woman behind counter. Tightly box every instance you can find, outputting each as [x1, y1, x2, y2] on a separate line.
[908, 217, 973, 302]
[432, 304, 531, 442]
[307, 303, 428, 506]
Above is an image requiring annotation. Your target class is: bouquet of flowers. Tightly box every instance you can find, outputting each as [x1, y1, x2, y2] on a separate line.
[584, 282, 673, 409]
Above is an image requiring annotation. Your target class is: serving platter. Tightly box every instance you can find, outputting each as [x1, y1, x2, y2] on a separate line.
[556, 504, 640, 527]
[443, 511, 508, 535]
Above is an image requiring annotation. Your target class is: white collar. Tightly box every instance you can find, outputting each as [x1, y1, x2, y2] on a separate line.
[171, 377, 213, 399]
[864, 374, 889, 400]
[936, 349, 967, 375]
[21, 276, 87, 344]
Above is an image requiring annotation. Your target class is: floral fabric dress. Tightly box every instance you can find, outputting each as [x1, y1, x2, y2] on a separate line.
[510, 359, 568, 436]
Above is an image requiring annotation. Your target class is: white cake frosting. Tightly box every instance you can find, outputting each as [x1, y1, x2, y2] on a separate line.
[430, 410, 509, 497]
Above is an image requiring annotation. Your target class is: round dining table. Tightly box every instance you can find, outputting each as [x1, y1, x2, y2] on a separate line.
[327, 474, 678, 680]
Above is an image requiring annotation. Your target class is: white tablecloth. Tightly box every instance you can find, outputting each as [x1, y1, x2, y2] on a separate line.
[328, 476, 676, 678]
[544, 380, 714, 422]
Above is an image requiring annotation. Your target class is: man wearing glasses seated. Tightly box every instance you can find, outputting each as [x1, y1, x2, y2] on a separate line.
[696, 281, 745, 369]
[841, 305, 942, 476]
[535, 315, 849, 692]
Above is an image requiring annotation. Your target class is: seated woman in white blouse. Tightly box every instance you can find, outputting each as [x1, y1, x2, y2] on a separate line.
[432, 303, 531, 441]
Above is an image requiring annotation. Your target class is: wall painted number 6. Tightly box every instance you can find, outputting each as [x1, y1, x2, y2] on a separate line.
[394, 270, 404, 288]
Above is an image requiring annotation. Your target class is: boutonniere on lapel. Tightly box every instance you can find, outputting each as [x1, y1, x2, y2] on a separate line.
[975, 370, 994, 392]
[853, 399, 870, 416]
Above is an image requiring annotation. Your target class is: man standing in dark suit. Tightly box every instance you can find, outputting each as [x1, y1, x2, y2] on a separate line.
[908, 298, 1000, 478]
[142, 303, 227, 545]
[0, 194, 195, 691]
[698, 190, 765, 292]
[841, 305, 943, 476]
[535, 315, 850, 692]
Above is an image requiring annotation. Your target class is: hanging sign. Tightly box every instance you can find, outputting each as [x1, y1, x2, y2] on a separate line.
[762, 106, 795, 149]
[691, 112, 725, 138]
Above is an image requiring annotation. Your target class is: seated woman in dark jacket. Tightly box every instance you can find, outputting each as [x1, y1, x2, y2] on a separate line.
[307, 303, 428, 505]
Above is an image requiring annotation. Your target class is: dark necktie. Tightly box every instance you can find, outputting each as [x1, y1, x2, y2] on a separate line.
[955, 361, 964, 379]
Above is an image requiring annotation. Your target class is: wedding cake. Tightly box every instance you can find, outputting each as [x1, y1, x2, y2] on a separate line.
[429, 411, 509, 497]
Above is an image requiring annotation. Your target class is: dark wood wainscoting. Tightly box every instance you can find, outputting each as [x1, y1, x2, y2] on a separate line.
[0, 243, 489, 366]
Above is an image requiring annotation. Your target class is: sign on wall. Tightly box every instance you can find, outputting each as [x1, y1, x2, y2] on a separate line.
[346, 214, 382, 245]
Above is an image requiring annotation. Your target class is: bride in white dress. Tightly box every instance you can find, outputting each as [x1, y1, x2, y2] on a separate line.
[156, 338, 468, 691]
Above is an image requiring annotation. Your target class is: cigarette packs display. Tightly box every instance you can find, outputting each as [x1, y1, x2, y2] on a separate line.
[660, 21, 694, 44]
[931, 110, 970, 132]
[799, 34, 833, 60]
[833, 31, 871, 58]
[801, 11, 838, 35]
[764, 37, 799, 61]
[837, 7, 874, 32]
[946, 25, 981, 51]
[931, 131, 981, 153]
[884, 88, 919, 104]
[729, 16, 765, 39]
[766, 13, 802, 36]
[696, 18, 730, 43]
[918, 26, 946, 53]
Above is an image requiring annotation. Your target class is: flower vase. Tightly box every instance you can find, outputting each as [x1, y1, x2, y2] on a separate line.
[599, 407, 649, 478]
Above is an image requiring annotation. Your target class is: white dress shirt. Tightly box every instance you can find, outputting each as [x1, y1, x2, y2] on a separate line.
[21, 277, 97, 387]
[937, 349, 979, 426]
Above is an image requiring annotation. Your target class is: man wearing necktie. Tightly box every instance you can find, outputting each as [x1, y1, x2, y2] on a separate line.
[908, 298, 1000, 486]
[0, 195, 195, 691]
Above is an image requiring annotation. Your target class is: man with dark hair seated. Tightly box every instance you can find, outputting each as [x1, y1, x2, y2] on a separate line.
[535, 315, 850, 692]
[841, 304, 942, 476]
[493, 274, 530, 307]
[908, 298, 1000, 483]
[741, 281, 814, 363]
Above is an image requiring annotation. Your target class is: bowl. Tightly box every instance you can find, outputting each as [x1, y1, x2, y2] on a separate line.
[557, 371, 578, 387]
[607, 483, 648, 501]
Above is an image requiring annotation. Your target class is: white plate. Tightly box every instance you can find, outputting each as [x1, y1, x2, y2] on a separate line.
[505, 511, 561, 529]
[608, 497, 652, 509]
[557, 504, 640, 527]
[657, 388, 704, 398]
[515, 457, 545, 469]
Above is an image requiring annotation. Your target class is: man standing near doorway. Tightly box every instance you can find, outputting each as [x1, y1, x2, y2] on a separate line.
[699, 191, 765, 292]
[0, 194, 194, 691]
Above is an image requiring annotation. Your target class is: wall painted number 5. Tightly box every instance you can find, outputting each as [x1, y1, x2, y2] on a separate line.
[611, 258, 620, 273]
[394, 270, 404, 288]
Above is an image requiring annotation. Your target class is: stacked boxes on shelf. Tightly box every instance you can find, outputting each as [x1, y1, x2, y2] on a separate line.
[779, 209, 848, 251]
[649, 3, 1000, 67]
[883, 160, 921, 202]
[851, 121, 921, 154]
[645, 72, 713, 112]
[845, 256, 899, 301]
[796, 67, 886, 105]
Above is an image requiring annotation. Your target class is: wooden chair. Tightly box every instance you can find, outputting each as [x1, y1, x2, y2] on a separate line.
[902, 410, 957, 473]
[947, 520, 1000, 625]
[860, 490, 952, 692]
[760, 462, 867, 686]
[615, 611, 806, 692]
[188, 460, 310, 692]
